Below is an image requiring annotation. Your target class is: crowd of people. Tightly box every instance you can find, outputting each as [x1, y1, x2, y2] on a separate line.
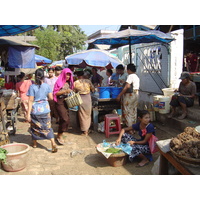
[2, 62, 195, 166]
[7, 63, 141, 155]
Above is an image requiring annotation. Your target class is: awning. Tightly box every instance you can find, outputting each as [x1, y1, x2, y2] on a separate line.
[0, 36, 39, 49]
[0, 25, 39, 36]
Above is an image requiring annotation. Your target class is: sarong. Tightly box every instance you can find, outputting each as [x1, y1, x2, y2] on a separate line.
[55, 97, 70, 133]
[48, 100, 59, 120]
[121, 91, 138, 127]
[121, 132, 151, 162]
[29, 113, 54, 140]
[78, 94, 92, 132]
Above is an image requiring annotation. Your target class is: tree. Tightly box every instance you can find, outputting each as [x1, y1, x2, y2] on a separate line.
[31, 27, 62, 61]
[47, 25, 87, 59]
[31, 25, 87, 61]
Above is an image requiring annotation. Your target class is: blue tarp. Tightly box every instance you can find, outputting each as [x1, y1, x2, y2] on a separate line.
[0, 25, 39, 36]
[35, 54, 52, 64]
[8, 46, 35, 68]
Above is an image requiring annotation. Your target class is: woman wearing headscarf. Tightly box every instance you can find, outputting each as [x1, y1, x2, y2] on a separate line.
[53, 68, 74, 145]
[27, 69, 57, 153]
[74, 70, 95, 136]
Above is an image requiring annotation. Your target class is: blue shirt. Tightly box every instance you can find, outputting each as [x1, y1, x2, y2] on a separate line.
[132, 122, 155, 141]
[111, 73, 119, 81]
[27, 83, 51, 101]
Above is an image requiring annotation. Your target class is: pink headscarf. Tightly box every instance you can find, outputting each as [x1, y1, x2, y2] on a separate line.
[53, 68, 74, 102]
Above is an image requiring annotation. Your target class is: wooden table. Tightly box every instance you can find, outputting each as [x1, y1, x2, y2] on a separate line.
[158, 147, 200, 175]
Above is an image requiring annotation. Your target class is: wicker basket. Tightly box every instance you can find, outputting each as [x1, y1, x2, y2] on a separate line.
[170, 148, 200, 168]
[64, 92, 83, 108]
[96, 147, 128, 167]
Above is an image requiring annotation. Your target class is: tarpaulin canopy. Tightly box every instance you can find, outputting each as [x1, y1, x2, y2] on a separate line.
[35, 54, 52, 64]
[0, 25, 39, 36]
[8, 46, 35, 68]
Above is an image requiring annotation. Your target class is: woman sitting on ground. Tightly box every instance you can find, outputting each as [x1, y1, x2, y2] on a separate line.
[74, 70, 95, 136]
[116, 110, 155, 167]
[27, 69, 57, 153]
[168, 72, 196, 120]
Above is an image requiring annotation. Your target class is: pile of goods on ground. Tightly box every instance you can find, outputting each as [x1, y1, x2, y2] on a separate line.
[170, 127, 200, 159]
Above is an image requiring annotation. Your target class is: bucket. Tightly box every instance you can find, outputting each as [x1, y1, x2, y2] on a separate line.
[162, 88, 175, 97]
[110, 87, 122, 98]
[158, 96, 171, 114]
[1, 143, 30, 172]
[99, 87, 111, 99]
[153, 95, 163, 112]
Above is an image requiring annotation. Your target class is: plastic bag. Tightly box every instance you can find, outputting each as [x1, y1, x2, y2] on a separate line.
[151, 156, 160, 175]
[116, 143, 132, 155]
[156, 139, 171, 153]
[148, 135, 159, 154]
[142, 128, 158, 154]
[102, 140, 110, 147]
[98, 121, 105, 132]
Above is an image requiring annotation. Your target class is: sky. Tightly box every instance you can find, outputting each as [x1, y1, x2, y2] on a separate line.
[79, 25, 120, 36]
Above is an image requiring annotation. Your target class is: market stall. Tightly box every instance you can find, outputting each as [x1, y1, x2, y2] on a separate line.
[156, 126, 200, 175]
[0, 36, 39, 137]
[92, 95, 121, 131]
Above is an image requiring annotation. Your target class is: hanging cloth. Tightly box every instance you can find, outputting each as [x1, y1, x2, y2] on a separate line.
[8, 46, 35, 68]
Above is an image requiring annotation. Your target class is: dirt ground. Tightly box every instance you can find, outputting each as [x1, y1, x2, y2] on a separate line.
[0, 114, 179, 175]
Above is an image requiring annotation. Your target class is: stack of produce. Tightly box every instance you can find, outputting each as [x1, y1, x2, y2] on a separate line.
[170, 127, 200, 159]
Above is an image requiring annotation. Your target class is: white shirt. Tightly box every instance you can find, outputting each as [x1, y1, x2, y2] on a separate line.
[126, 73, 140, 90]
[119, 72, 128, 86]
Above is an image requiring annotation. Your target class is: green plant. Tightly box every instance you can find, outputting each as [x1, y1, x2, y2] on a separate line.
[0, 148, 8, 163]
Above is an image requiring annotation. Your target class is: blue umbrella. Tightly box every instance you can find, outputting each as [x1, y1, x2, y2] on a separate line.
[0, 25, 39, 36]
[35, 54, 52, 64]
[65, 49, 124, 69]
[87, 28, 173, 63]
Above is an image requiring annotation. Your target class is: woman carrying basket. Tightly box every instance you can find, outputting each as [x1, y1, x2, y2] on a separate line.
[53, 68, 74, 145]
[74, 70, 95, 136]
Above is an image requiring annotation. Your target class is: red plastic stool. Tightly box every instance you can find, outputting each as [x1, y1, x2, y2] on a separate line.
[104, 114, 121, 138]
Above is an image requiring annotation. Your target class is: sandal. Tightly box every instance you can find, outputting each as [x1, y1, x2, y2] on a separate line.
[177, 113, 187, 120]
[56, 137, 65, 145]
[81, 131, 88, 136]
[135, 161, 149, 168]
[52, 145, 58, 153]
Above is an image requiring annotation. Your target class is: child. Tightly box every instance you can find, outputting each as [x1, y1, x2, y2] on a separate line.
[116, 110, 156, 167]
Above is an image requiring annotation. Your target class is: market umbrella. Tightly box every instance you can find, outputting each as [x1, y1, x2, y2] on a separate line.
[86, 28, 174, 63]
[65, 49, 124, 69]
[0, 25, 39, 36]
[35, 54, 52, 65]
[49, 60, 66, 68]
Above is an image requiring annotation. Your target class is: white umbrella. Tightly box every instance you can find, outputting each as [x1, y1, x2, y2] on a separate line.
[65, 49, 124, 69]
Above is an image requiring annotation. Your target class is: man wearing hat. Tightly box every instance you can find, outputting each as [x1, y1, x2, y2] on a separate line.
[168, 72, 196, 120]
